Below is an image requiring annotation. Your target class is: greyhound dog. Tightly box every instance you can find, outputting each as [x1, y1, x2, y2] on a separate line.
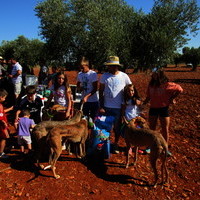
[46, 118, 88, 179]
[42, 104, 67, 121]
[123, 116, 169, 187]
[32, 109, 83, 169]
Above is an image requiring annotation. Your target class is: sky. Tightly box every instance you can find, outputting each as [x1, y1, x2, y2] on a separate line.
[0, 0, 199, 50]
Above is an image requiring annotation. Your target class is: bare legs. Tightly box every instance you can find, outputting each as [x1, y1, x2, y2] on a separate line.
[149, 115, 170, 143]
[0, 139, 6, 153]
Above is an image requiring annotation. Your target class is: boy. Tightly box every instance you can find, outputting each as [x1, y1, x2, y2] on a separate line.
[16, 109, 35, 154]
[0, 89, 13, 158]
[77, 57, 99, 120]
[15, 85, 44, 124]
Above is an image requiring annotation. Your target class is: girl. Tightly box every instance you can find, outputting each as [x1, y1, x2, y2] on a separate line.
[45, 71, 73, 119]
[144, 69, 183, 156]
[122, 84, 148, 154]
[122, 84, 143, 122]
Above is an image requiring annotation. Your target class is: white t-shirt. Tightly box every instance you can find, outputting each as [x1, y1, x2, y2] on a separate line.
[77, 70, 98, 102]
[123, 99, 141, 121]
[50, 85, 69, 107]
[100, 71, 132, 109]
[11, 62, 22, 83]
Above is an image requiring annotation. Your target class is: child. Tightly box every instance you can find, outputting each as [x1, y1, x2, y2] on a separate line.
[0, 89, 13, 158]
[16, 109, 35, 154]
[122, 84, 143, 122]
[77, 57, 99, 120]
[15, 85, 44, 124]
[121, 84, 148, 154]
[144, 69, 183, 156]
[45, 71, 73, 119]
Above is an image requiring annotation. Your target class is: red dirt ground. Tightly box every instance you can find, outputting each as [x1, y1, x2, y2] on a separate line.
[0, 66, 199, 200]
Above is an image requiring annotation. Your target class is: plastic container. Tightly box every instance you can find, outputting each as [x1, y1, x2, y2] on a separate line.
[25, 75, 38, 86]
[90, 127, 111, 159]
[37, 85, 45, 96]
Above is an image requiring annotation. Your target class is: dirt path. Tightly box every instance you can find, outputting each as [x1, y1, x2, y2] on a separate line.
[0, 67, 199, 200]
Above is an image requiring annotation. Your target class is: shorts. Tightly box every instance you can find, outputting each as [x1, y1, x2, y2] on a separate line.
[18, 135, 32, 145]
[149, 106, 169, 117]
[14, 82, 22, 95]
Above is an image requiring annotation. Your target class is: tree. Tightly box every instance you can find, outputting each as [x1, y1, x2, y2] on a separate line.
[182, 47, 200, 71]
[35, 0, 137, 69]
[0, 36, 44, 67]
[35, 0, 73, 64]
[129, 0, 200, 71]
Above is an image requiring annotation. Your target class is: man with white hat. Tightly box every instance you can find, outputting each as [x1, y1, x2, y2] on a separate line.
[99, 56, 132, 153]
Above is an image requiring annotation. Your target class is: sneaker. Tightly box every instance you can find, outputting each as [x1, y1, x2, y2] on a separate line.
[113, 144, 119, 154]
[0, 152, 9, 159]
[145, 148, 151, 154]
[138, 149, 144, 154]
[167, 151, 172, 157]
[138, 148, 150, 155]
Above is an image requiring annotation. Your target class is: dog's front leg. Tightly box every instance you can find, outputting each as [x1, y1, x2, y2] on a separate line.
[78, 143, 83, 158]
[150, 154, 159, 187]
[133, 146, 138, 165]
[125, 146, 131, 168]
[44, 148, 54, 170]
[161, 150, 169, 187]
[51, 151, 61, 179]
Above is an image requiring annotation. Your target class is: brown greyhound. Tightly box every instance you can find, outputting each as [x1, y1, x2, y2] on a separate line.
[123, 116, 169, 187]
[47, 118, 88, 179]
[32, 109, 83, 169]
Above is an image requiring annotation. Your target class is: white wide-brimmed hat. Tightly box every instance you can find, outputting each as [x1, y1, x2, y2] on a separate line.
[104, 56, 122, 66]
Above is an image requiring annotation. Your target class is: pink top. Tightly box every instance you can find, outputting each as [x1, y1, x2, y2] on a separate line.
[147, 82, 183, 108]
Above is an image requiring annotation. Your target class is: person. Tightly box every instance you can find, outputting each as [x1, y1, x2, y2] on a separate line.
[99, 56, 132, 153]
[16, 109, 35, 155]
[143, 69, 183, 156]
[38, 60, 49, 86]
[122, 84, 143, 121]
[45, 71, 73, 119]
[0, 57, 7, 88]
[121, 84, 148, 154]
[8, 58, 23, 99]
[15, 85, 44, 124]
[0, 57, 7, 79]
[47, 66, 62, 88]
[0, 89, 13, 158]
[77, 57, 99, 120]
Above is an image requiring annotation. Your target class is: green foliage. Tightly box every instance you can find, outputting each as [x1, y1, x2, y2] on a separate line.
[1, 0, 199, 71]
[182, 47, 200, 70]
[35, 0, 72, 63]
[130, 0, 200, 71]
[0, 36, 45, 67]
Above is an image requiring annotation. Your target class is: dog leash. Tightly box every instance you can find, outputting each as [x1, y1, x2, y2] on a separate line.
[80, 102, 84, 111]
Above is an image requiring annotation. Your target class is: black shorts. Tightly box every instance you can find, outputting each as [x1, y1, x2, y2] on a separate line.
[149, 106, 169, 117]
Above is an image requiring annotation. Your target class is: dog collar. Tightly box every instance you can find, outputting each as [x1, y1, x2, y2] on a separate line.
[46, 110, 54, 118]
